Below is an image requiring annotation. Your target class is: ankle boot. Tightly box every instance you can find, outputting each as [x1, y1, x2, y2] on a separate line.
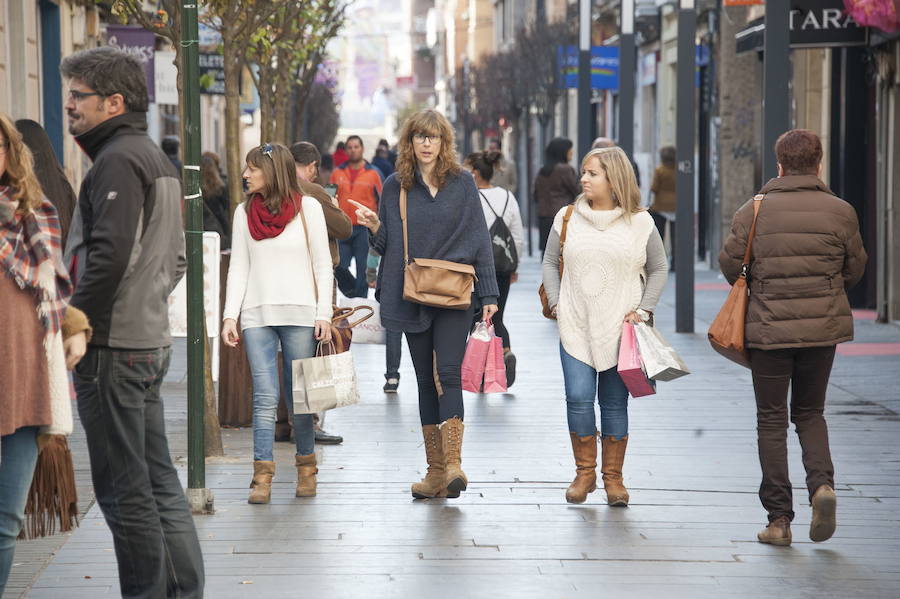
[809, 484, 836, 542]
[440, 418, 467, 498]
[411, 425, 448, 499]
[758, 516, 792, 546]
[600, 435, 629, 507]
[566, 432, 598, 504]
[295, 454, 318, 497]
[248, 460, 275, 504]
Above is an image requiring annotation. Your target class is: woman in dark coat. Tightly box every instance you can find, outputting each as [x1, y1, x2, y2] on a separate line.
[720, 129, 867, 547]
[534, 137, 579, 251]
[15, 119, 77, 246]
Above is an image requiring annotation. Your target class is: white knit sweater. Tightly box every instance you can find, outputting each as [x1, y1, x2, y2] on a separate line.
[224, 197, 333, 328]
[556, 199, 655, 371]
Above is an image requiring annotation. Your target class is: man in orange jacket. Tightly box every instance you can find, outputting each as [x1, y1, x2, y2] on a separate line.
[330, 135, 383, 298]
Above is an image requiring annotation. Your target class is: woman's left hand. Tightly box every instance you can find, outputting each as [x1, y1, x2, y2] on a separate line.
[623, 311, 642, 324]
[315, 320, 333, 342]
[482, 303, 499, 322]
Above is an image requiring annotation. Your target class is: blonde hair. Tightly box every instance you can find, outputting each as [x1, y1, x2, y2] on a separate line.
[580, 147, 643, 217]
[244, 143, 300, 213]
[0, 113, 44, 213]
[395, 109, 460, 191]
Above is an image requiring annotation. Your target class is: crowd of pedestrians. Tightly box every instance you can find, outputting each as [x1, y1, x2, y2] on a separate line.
[0, 43, 871, 597]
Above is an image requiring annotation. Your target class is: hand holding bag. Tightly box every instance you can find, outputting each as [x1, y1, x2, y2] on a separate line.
[617, 322, 656, 398]
[708, 195, 764, 368]
[539, 204, 575, 319]
[292, 341, 361, 414]
[633, 321, 690, 381]
[462, 320, 492, 393]
[400, 187, 476, 310]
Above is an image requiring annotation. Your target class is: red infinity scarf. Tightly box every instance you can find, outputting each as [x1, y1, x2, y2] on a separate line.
[246, 192, 300, 240]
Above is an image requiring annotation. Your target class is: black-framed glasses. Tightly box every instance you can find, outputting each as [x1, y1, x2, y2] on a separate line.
[67, 89, 103, 102]
[261, 143, 273, 157]
[412, 133, 441, 144]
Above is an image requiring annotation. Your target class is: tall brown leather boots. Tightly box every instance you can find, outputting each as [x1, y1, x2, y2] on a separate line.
[601, 435, 630, 507]
[411, 425, 448, 499]
[440, 418, 467, 498]
[248, 460, 275, 504]
[566, 432, 598, 504]
[295, 454, 318, 497]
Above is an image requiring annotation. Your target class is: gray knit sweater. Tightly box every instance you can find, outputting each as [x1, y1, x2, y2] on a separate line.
[370, 170, 499, 333]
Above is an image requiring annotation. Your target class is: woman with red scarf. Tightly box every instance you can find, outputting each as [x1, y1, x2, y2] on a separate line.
[222, 143, 334, 504]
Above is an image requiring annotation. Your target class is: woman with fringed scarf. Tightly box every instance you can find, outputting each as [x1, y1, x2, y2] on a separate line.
[0, 113, 91, 594]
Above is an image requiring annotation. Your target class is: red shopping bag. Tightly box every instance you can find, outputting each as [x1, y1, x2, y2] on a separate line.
[617, 322, 656, 398]
[462, 321, 492, 393]
[482, 330, 507, 393]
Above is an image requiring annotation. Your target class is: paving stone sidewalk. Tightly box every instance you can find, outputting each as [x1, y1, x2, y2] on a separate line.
[10, 256, 900, 598]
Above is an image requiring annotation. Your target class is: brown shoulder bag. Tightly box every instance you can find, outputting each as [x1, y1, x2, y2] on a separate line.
[400, 187, 476, 310]
[538, 204, 575, 320]
[707, 195, 764, 367]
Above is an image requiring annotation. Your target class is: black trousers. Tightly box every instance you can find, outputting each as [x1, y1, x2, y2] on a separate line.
[74, 346, 204, 599]
[749, 345, 837, 522]
[406, 308, 472, 425]
[650, 211, 675, 268]
[538, 216, 555, 252]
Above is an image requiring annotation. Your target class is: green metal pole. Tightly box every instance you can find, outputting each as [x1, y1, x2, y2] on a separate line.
[180, 1, 206, 501]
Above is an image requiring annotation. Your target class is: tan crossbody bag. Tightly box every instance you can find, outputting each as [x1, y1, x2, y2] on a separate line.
[400, 187, 476, 310]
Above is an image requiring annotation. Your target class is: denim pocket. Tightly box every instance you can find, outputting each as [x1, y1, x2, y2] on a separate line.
[72, 347, 100, 383]
[111, 350, 162, 408]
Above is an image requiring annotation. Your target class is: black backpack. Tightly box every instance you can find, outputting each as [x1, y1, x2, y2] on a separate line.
[480, 190, 518, 274]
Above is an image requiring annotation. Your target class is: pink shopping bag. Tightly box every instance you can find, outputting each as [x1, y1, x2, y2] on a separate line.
[462, 321, 492, 393]
[617, 322, 656, 398]
[482, 329, 508, 393]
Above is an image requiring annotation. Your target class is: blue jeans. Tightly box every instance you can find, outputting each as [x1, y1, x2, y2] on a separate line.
[0, 426, 38, 595]
[243, 326, 317, 460]
[74, 346, 204, 598]
[338, 225, 371, 298]
[560, 345, 630, 439]
[386, 329, 402, 379]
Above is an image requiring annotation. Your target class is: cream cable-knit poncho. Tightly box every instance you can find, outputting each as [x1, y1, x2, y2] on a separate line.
[555, 199, 656, 372]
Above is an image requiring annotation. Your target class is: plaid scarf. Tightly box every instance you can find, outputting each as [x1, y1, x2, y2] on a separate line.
[0, 186, 72, 335]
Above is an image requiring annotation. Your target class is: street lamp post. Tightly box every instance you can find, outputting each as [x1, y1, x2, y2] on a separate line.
[618, 0, 635, 158]
[675, 0, 696, 334]
[762, 1, 790, 183]
[577, 0, 592, 160]
[181, 0, 213, 514]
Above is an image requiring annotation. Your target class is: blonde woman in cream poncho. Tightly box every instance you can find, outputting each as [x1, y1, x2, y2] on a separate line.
[541, 147, 668, 506]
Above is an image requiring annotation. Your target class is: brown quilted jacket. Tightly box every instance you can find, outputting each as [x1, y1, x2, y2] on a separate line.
[719, 175, 867, 350]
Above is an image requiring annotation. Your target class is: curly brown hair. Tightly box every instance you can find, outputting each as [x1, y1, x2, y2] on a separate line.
[395, 109, 460, 191]
[0, 113, 43, 213]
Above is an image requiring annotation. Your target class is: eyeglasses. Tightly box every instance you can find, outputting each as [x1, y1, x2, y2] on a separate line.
[412, 133, 441, 145]
[67, 89, 103, 102]
[260, 143, 273, 158]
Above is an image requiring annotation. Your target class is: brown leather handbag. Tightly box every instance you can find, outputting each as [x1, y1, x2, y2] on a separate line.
[400, 187, 476, 310]
[708, 195, 764, 367]
[538, 204, 575, 320]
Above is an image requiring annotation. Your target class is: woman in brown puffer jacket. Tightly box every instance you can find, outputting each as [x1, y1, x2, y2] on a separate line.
[720, 129, 867, 548]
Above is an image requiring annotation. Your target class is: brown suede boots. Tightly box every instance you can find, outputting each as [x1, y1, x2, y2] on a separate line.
[601, 435, 629, 507]
[411, 425, 448, 499]
[295, 454, 318, 497]
[248, 460, 275, 504]
[758, 516, 792, 546]
[566, 433, 598, 504]
[440, 418, 467, 498]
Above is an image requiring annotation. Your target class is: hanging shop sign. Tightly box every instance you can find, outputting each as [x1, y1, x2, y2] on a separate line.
[106, 25, 156, 102]
[736, 0, 869, 53]
[559, 46, 620, 90]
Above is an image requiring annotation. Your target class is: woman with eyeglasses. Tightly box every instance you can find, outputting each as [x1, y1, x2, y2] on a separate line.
[352, 110, 499, 500]
[0, 113, 90, 593]
[222, 143, 334, 504]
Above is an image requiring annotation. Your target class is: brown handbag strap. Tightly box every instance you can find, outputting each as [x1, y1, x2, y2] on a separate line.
[558, 204, 576, 275]
[400, 186, 410, 266]
[298, 203, 321, 309]
[740, 195, 765, 278]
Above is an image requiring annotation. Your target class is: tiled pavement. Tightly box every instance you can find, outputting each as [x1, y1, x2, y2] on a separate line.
[9, 255, 900, 598]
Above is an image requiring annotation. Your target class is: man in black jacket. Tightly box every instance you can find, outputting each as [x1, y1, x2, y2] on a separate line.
[62, 47, 204, 598]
